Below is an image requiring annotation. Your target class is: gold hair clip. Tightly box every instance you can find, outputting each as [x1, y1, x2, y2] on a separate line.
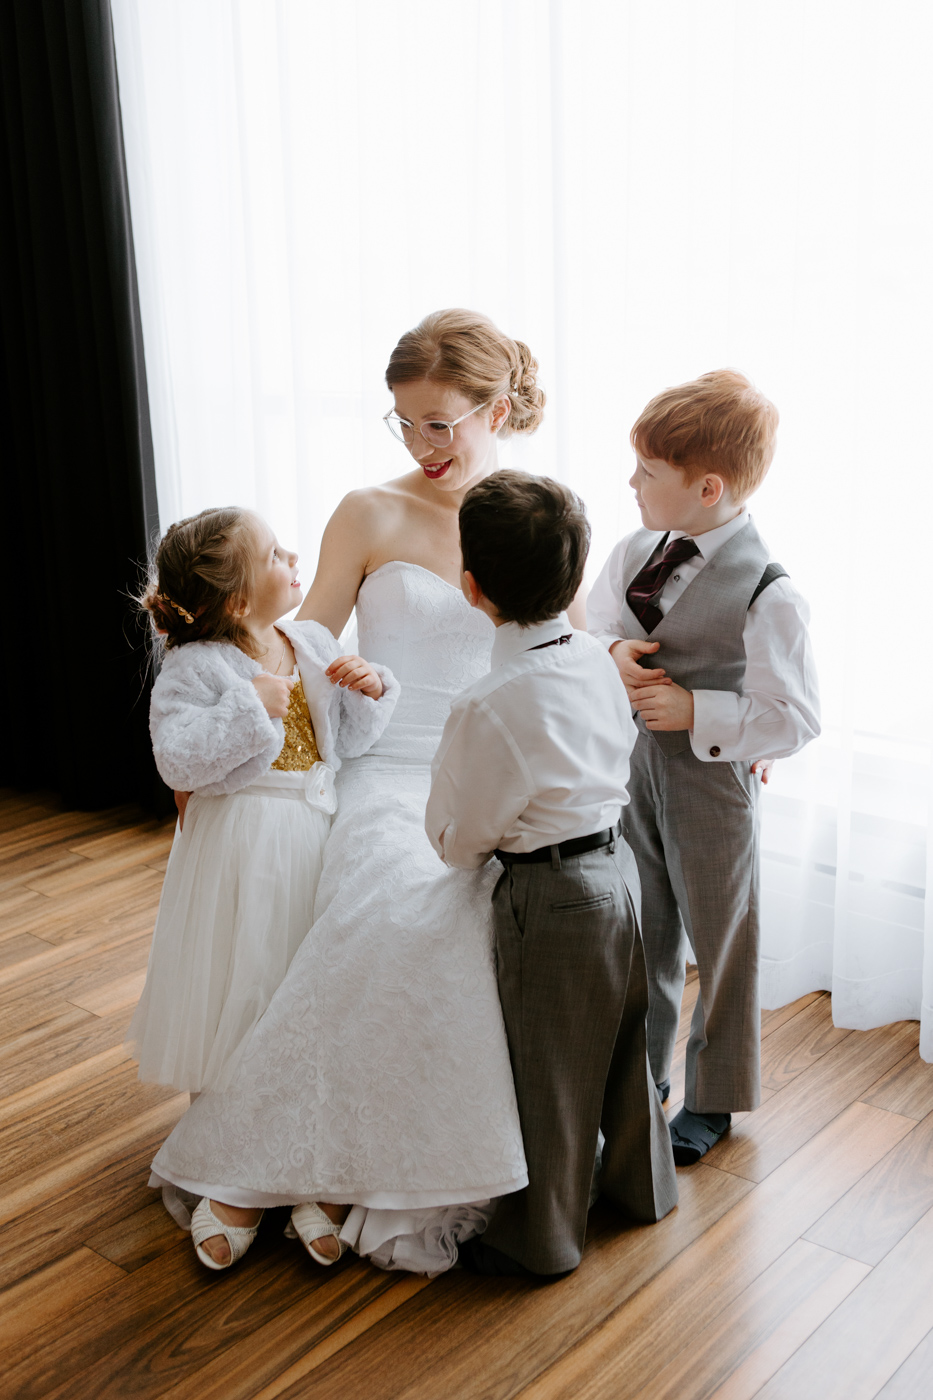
[158, 592, 195, 624]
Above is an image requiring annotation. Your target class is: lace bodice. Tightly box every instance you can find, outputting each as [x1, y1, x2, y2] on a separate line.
[355, 562, 495, 762]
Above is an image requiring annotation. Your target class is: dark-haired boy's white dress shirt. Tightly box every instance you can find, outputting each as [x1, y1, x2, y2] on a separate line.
[426, 613, 678, 1276]
[428, 613, 633, 861]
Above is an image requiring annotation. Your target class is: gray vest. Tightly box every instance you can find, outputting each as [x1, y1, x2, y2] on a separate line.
[619, 519, 776, 758]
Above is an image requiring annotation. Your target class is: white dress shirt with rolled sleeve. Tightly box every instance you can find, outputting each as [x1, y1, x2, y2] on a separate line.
[586, 511, 820, 764]
[426, 612, 638, 870]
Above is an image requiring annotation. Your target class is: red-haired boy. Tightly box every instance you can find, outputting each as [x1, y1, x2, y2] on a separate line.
[588, 370, 820, 1162]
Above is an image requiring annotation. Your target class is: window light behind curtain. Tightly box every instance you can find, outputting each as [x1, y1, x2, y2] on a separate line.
[112, 0, 933, 1058]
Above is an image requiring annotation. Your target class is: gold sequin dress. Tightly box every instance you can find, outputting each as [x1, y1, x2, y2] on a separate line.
[271, 674, 321, 771]
[128, 668, 336, 1093]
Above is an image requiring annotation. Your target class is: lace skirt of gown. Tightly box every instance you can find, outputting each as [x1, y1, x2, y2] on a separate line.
[150, 753, 528, 1271]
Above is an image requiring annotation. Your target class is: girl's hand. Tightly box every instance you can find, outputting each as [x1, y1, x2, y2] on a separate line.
[252, 672, 295, 718]
[751, 759, 775, 785]
[326, 654, 384, 699]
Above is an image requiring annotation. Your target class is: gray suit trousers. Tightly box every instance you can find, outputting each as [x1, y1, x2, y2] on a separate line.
[624, 733, 762, 1114]
[482, 835, 678, 1275]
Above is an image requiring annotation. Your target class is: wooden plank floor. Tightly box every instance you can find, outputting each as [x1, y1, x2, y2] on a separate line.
[2, 788, 933, 1400]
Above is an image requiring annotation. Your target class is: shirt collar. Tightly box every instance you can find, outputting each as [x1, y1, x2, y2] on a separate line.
[491, 612, 573, 669]
[669, 508, 750, 561]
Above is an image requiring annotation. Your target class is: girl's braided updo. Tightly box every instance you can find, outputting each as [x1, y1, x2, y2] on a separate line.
[140, 507, 263, 659]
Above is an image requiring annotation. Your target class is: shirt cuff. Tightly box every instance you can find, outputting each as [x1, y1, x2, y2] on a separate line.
[426, 819, 448, 862]
[430, 818, 488, 869]
[690, 690, 740, 761]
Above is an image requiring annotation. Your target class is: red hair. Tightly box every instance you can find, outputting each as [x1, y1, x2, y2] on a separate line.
[631, 369, 778, 502]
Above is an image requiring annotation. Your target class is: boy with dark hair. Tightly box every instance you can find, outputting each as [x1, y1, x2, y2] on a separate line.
[426, 469, 677, 1278]
[588, 370, 820, 1164]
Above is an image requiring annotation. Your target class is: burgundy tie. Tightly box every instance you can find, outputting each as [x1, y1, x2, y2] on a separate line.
[626, 535, 701, 633]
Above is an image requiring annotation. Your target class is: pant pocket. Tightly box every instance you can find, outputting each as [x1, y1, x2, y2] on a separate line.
[550, 893, 613, 913]
[724, 761, 756, 809]
[495, 867, 527, 935]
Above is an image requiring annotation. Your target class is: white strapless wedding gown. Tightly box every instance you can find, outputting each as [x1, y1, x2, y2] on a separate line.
[151, 562, 528, 1273]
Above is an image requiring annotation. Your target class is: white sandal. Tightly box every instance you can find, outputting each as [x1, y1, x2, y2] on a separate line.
[191, 1197, 264, 1271]
[285, 1202, 348, 1266]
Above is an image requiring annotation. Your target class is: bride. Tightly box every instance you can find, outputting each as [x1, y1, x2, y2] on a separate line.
[151, 310, 570, 1274]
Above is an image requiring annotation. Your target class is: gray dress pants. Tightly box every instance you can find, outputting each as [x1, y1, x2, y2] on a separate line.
[623, 733, 762, 1115]
[482, 834, 678, 1275]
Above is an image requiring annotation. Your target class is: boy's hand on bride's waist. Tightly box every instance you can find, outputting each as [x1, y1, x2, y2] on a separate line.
[252, 672, 295, 718]
[326, 655, 384, 699]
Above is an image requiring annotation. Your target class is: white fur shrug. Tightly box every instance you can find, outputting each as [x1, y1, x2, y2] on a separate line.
[150, 619, 400, 796]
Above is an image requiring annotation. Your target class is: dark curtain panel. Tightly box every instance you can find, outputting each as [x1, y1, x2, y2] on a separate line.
[0, 0, 168, 811]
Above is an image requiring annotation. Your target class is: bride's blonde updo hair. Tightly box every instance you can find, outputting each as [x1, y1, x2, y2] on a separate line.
[385, 309, 545, 437]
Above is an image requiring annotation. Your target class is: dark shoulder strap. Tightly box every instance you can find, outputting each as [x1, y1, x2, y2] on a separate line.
[749, 562, 788, 608]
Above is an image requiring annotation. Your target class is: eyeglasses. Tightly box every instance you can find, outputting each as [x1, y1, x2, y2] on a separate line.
[383, 399, 494, 448]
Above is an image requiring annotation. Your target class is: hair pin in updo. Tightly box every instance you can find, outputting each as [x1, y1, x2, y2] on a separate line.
[158, 592, 195, 624]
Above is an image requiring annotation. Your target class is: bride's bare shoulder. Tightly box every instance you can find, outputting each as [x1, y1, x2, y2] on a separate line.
[329, 474, 422, 534]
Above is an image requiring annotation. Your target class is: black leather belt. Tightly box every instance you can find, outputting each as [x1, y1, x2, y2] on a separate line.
[494, 820, 621, 865]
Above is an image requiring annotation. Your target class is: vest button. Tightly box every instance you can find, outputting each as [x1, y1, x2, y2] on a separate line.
[709, 745, 721, 757]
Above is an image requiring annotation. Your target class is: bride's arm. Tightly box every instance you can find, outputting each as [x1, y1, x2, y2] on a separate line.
[296, 491, 384, 635]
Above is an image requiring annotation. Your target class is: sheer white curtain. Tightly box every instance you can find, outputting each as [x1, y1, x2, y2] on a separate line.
[112, 0, 932, 1058]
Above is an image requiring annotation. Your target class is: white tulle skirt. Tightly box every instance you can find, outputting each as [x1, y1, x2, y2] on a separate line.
[126, 767, 334, 1093]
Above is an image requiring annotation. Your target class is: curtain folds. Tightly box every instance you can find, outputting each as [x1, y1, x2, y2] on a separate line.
[0, 0, 165, 810]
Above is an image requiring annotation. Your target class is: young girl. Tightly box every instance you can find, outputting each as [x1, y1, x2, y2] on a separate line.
[126, 505, 399, 1095]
